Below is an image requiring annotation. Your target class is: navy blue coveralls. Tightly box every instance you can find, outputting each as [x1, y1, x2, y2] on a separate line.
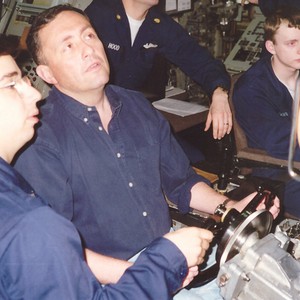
[233, 55, 300, 218]
[85, 0, 230, 98]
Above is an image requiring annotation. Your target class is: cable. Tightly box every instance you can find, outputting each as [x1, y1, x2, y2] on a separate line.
[288, 75, 300, 181]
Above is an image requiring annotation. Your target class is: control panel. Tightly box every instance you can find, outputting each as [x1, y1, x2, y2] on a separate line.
[5, 2, 46, 36]
[224, 14, 266, 74]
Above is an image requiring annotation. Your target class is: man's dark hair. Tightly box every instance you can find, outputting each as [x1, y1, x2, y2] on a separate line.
[265, 6, 300, 43]
[0, 34, 20, 57]
[26, 4, 89, 64]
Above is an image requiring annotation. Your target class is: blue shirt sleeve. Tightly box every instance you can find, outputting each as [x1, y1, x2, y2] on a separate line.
[156, 107, 210, 212]
[1, 205, 187, 299]
[106, 238, 188, 299]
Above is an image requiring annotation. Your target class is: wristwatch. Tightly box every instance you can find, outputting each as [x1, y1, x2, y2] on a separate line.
[214, 198, 232, 217]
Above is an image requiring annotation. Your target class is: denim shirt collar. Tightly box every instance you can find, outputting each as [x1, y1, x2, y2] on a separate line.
[49, 85, 122, 121]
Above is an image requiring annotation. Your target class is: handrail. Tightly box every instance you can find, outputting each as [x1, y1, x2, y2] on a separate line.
[288, 75, 300, 181]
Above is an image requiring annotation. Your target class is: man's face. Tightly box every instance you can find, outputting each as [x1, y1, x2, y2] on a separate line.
[0, 55, 41, 152]
[271, 22, 300, 70]
[37, 11, 110, 99]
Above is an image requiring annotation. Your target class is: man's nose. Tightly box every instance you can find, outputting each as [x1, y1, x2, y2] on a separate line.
[26, 83, 42, 104]
[82, 42, 94, 58]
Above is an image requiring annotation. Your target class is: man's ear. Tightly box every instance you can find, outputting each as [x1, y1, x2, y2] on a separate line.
[265, 40, 275, 55]
[36, 65, 58, 85]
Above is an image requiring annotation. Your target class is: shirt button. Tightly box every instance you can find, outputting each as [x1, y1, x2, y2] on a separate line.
[98, 126, 103, 131]
[83, 117, 88, 123]
[142, 211, 148, 217]
[117, 153, 121, 158]
[87, 107, 92, 111]
[129, 182, 133, 188]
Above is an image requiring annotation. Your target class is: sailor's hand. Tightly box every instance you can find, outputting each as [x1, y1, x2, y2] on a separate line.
[164, 227, 213, 267]
[205, 87, 232, 139]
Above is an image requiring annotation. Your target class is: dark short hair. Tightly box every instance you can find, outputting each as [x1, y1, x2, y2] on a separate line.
[0, 34, 31, 67]
[0, 34, 20, 57]
[26, 4, 89, 64]
[265, 6, 300, 43]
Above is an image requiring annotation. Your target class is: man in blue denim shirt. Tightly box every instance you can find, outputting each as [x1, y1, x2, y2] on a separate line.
[14, 5, 279, 298]
[0, 35, 214, 300]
